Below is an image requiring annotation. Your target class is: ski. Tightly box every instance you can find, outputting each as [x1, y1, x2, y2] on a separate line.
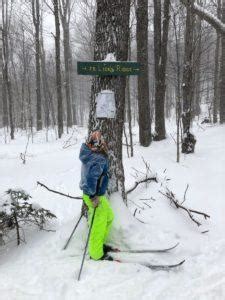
[143, 259, 185, 270]
[68, 242, 180, 258]
[108, 242, 180, 254]
[113, 258, 185, 270]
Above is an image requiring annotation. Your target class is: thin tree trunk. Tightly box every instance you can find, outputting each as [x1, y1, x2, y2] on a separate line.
[62, 23, 73, 129]
[126, 30, 133, 157]
[53, 0, 64, 138]
[213, 31, 221, 123]
[40, 30, 50, 129]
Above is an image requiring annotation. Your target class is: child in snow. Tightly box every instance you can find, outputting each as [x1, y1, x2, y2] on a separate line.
[79, 131, 114, 260]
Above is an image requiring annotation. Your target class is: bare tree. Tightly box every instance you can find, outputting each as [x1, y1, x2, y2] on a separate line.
[136, 0, 151, 146]
[220, 0, 225, 123]
[0, 0, 3, 127]
[180, 0, 225, 124]
[2, 0, 14, 139]
[32, 0, 42, 131]
[53, 0, 64, 138]
[213, 1, 222, 123]
[59, 0, 76, 129]
[88, 0, 131, 201]
[153, 0, 170, 141]
[182, 0, 195, 134]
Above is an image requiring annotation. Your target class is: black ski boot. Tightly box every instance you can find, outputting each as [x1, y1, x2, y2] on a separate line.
[100, 252, 114, 261]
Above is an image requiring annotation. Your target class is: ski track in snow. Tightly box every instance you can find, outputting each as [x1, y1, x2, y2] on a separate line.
[0, 124, 225, 300]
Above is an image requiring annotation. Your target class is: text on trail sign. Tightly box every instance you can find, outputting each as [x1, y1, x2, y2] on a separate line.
[77, 61, 141, 76]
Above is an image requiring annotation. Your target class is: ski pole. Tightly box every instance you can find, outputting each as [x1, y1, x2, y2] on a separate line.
[62, 213, 83, 250]
[77, 207, 96, 281]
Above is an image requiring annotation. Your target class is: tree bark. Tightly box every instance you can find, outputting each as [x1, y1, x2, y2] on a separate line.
[126, 30, 133, 157]
[220, 1, 225, 123]
[2, 0, 14, 139]
[0, 15, 7, 127]
[63, 24, 73, 129]
[193, 13, 202, 117]
[89, 0, 131, 201]
[154, 0, 170, 141]
[59, 0, 74, 129]
[136, 0, 152, 146]
[180, 0, 225, 124]
[53, 0, 64, 138]
[182, 0, 195, 133]
[213, 27, 221, 123]
[32, 0, 42, 131]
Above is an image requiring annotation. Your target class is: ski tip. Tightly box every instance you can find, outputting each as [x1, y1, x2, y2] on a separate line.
[180, 259, 185, 265]
[173, 259, 185, 268]
[171, 242, 180, 249]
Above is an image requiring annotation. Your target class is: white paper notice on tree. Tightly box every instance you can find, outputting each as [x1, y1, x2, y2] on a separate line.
[96, 90, 116, 119]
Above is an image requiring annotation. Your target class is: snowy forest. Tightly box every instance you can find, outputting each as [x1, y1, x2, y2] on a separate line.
[0, 0, 225, 299]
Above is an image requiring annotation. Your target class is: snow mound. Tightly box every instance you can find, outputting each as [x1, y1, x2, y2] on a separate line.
[103, 53, 117, 62]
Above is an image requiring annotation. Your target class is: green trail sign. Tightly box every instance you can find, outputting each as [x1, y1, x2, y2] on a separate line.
[77, 61, 141, 76]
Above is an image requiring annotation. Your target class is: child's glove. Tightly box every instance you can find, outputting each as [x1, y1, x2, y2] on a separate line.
[90, 195, 99, 208]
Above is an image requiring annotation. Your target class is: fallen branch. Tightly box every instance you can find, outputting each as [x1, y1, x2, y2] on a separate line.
[126, 176, 158, 196]
[159, 188, 210, 227]
[127, 198, 144, 210]
[37, 181, 82, 200]
[181, 184, 189, 204]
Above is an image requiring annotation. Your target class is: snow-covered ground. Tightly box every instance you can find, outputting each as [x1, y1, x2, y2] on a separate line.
[0, 123, 225, 300]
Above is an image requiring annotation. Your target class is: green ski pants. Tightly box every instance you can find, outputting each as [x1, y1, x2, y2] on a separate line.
[83, 194, 114, 260]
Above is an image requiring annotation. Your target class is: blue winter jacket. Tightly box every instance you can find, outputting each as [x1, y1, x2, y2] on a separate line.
[79, 143, 109, 197]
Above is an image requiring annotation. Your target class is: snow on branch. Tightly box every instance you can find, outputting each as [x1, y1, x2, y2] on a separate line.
[125, 159, 158, 196]
[126, 176, 158, 196]
[181, 0, 225, 33]
[159, 187, 210, 227]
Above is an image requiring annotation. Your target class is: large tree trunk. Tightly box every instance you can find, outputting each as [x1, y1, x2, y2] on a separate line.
[0, 4, 3, 127]
[0, 16, 7, 128]
[154, 0, 170, 141]
[182, 0, 195, 134]
[136, 0, 151, 146]
[53, 0, 64, 138]
[2, 0, 14, 139]
[193, 14, 202, 117]
[32, 0, 42, 131]
[220, 1, 225, 123]
[89, 0, 131, 201]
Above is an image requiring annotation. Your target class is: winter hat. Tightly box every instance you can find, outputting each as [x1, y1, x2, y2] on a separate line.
[87, 130, 108, 154]
[89, 131, 102, 146]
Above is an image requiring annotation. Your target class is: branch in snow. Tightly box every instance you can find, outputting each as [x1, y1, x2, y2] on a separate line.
[103, 53, 117, 62]
[159, 188, 210, 227]
[126, 177, 158, 196]
[37, 182, 82, 200]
